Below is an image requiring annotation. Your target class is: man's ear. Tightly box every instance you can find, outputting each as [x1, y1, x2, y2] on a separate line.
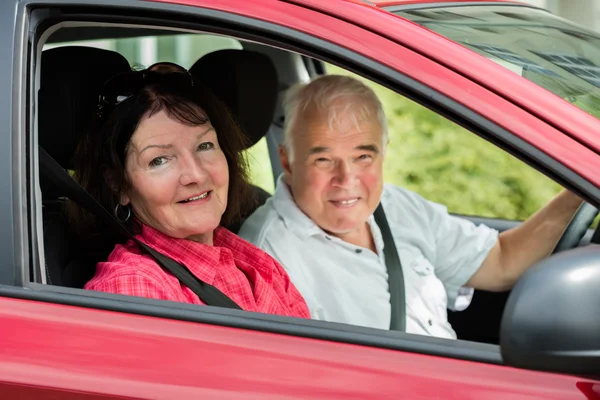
[383, 138, 390, 158]
[279, 145, 293, 183]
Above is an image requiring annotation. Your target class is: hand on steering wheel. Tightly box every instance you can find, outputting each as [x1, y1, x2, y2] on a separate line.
[552, 202, 599, 254]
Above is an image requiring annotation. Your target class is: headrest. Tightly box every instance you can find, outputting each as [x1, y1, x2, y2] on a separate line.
[39, 46, 131, 169]
[189, 49, 278, 149]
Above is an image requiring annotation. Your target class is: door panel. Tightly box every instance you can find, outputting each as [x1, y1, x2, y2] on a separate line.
[17, 0, 600, 397]
[1, 296, 597, 399]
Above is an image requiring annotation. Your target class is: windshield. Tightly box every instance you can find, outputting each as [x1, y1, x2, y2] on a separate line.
[391, 4, 600, 118]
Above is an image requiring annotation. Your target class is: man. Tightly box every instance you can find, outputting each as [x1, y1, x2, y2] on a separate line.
[239, 74, 582, 339]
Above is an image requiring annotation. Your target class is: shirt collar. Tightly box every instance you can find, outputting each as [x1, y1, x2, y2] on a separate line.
[271, 175, 385, 249]
[368, 214, 386, 260]
[136, 222, 219, 285]
[271, 174, 328, 241]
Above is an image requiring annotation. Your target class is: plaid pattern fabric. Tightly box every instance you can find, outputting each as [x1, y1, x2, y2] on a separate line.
[85, 224, 310, 318]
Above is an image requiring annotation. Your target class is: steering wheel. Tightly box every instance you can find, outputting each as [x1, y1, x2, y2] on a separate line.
[552, 202, 599, 254]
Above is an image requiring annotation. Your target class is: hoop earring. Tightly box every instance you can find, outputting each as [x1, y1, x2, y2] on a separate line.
[114, 204, 131, 223]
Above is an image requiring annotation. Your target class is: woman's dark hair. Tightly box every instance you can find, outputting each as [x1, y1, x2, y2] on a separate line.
[68, 63, 254, 243]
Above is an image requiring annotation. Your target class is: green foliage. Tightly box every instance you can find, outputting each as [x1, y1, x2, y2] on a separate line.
[244, 137, 275, 194]
[246, 65, 565, 221]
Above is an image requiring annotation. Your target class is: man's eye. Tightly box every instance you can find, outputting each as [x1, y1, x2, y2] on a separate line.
[315, 157, 331, 163]
[149, 157, 167, 168]
[357, 154, 373, 161]
[198, 142, 215, 151]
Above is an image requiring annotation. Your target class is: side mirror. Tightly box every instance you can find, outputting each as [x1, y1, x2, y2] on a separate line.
[500, 246, 600, 376]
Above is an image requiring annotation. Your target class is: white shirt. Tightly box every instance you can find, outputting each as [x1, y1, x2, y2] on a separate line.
[239, 177, 498, 339]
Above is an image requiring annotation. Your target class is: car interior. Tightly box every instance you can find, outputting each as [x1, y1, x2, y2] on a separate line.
[39, 35, 278, 280]
[34, 24, 596, 346]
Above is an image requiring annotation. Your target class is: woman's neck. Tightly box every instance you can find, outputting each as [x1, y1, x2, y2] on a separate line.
[187, 230, 214, 246]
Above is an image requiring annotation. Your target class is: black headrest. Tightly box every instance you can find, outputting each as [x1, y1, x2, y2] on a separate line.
[39, 46, 131, 169]
[189, 49, 278, 149]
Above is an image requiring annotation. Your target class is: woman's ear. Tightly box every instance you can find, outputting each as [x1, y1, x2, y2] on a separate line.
[119, 192, 131, 206]
[104, 171, 130, 205]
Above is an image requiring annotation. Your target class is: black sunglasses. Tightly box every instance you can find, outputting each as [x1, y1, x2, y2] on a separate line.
[97, 62, 194, 120]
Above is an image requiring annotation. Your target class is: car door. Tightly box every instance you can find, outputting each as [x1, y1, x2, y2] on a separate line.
[0, 0, 598, 398]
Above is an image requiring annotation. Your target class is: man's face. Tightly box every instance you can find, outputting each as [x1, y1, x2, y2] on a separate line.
[281, 107, 385, 237]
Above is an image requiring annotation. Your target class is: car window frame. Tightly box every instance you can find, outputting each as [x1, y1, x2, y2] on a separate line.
[5, 0, 600, 369]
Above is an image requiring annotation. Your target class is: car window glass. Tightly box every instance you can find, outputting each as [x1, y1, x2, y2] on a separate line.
[393, 5, 600, 119]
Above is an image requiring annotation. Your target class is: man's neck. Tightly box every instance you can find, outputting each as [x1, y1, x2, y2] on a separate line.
[330, 222, 376, 253]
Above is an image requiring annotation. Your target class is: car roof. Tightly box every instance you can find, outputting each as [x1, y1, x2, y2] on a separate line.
[369, 0, 526, 7]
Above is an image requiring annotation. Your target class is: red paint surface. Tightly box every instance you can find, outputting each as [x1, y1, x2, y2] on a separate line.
[1, 297, 598, 398]
[369, 0, 525, 6]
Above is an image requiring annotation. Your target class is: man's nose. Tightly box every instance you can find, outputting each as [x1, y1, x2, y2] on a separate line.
[332, 160, 356, 189]
[179, 153, 208, 186]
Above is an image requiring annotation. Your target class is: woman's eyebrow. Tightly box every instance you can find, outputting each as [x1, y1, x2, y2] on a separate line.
[139, 143, 172, 154]
[139, 127, 216, 154]
[196, 126, 215, 140]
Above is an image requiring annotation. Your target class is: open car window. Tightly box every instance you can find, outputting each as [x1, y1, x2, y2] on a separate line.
[24, 2, 599, 367]
[392, 5, 600, 118]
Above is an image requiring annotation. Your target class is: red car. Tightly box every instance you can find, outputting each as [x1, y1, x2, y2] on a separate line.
[1, 0, 599, 398]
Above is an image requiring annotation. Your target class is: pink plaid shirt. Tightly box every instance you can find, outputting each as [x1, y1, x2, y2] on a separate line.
[85, 224, 310, 318]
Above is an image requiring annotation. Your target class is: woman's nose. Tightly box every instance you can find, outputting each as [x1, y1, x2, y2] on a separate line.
[179, 154, 208, 186]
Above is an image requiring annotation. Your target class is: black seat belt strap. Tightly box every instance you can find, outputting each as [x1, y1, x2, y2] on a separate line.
[374, 203, 406, 331]
[39, 146, 242, 310]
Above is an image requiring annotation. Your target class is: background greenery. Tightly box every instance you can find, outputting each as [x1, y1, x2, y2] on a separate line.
[245, 64, 564, 221]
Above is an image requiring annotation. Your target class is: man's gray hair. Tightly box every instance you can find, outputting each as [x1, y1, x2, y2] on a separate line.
[282, 74, 388, 161]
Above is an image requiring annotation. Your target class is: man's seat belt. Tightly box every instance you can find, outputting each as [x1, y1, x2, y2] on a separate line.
[374, 203, 406, 331]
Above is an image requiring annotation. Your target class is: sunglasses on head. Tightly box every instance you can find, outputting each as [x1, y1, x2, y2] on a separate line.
[97, 62, 194, 120]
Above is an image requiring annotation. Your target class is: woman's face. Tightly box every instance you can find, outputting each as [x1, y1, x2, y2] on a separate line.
[120, 109, 229, 244]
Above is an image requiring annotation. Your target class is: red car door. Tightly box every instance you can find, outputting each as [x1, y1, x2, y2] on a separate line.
[0, 0, 598, 398]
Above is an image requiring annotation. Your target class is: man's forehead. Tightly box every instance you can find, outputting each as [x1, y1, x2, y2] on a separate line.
[297, 116, 383, 147]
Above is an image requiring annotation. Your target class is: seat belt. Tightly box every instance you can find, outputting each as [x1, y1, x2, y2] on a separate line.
[39, 146, 242, 310]
[373, 203, 406, 331]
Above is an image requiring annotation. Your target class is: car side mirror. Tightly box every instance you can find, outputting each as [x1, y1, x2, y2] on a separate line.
[500, 246, 600, 376]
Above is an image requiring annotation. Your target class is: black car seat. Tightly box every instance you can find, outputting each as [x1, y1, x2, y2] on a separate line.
[189, 49, 278, 232]
[39, 46, 131, 288]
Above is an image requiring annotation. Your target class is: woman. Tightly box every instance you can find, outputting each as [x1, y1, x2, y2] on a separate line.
[70, 62, 309, 318]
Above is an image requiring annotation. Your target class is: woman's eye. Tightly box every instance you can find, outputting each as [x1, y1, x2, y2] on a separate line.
[149, 157, 167, 168]
[198, 142, 215, 151]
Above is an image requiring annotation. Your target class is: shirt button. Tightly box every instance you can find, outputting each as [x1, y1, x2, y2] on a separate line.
[326, 236, 332, 241]
[428, 319, 433, 326]
[355, 249, 362, 254]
